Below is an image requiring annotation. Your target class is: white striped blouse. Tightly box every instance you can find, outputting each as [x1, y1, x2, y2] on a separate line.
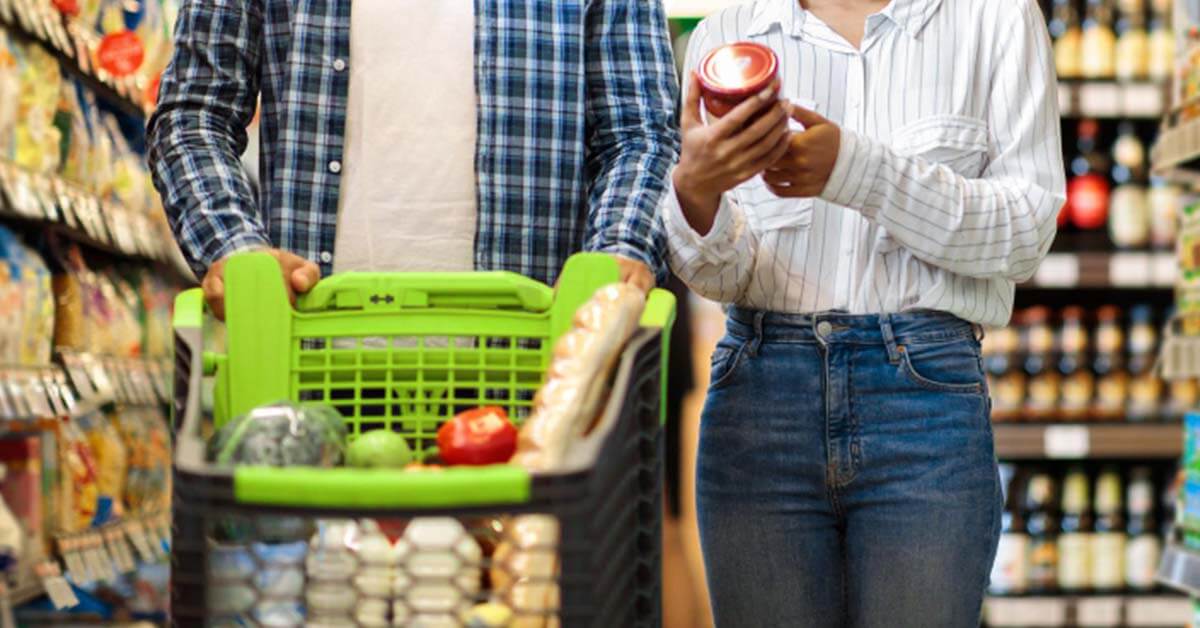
[664, 0, 1066, 327]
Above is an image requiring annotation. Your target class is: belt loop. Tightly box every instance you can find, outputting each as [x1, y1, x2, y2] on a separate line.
[750, 311, 766, 357]
[973, 323, 985, 342]
[880, 313, 900, 364]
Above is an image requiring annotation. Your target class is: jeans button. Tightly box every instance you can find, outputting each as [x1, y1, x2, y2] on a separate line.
[816, 321, 833, 337]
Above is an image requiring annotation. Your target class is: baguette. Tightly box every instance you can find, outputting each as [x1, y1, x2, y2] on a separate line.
[512, 283, 645, 471]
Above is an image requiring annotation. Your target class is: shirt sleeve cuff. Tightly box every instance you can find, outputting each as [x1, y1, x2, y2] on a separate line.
[820, 127, 883, 216]
[663, 181, 743, 263]
[191, 230, 272, 279]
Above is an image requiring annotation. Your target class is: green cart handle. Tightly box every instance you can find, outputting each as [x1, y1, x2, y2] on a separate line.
[234, 465, 531, 509]
[297, 271, 554, 313]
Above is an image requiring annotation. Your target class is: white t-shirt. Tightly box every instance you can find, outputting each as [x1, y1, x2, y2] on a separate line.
[333, 1, 478, 273]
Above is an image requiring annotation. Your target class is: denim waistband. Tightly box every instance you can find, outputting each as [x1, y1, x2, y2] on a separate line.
[725, 307, 980, 347]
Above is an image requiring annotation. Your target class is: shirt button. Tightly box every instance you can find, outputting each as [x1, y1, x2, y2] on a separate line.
[328, 160, 342, 174]
[332, 58, 347, 72]
[319, 251, 333, 264]
[817, 321, 833, 337]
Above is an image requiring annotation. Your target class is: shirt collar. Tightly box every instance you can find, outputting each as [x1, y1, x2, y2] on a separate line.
[747, 0, 943, 40]
[879, 0, 944, 38]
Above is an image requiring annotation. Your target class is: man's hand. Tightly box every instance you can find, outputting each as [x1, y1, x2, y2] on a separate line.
[613, 255, 654, 293]
[762, 105, 841, 198]
[202, 248, 320, 320]
[672, 71, 792, 235]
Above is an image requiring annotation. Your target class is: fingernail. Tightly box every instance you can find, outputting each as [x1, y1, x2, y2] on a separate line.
[758, 86, 776, 101]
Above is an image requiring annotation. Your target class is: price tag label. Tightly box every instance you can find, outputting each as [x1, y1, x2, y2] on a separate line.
[3, 372, 31, 419]
[1058, 84, 1074, 115]
[126, 522, 154, 564]
[1122, 83, 1166, 117]
[42, 371, 68, 416]
[1034, 254, 1080, 287]
[105, 529, 135, 574]
[1079, 82, 1122, 117]
[33, 561, 78, 610]
[1110, 252, 1153, 286]
[59, 540, 90, 585]
[82, 355, 115, 402]
[61, 355, 96, 401]
[1154, 252, 1178, 286]
[1044, 425, 1090, 458]
[22, 373, 54, 418]
[54, 370, 78, 412]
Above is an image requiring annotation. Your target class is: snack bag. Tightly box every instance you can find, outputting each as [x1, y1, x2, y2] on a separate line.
[78, 410, 128, 518]
[17, 243, 54, 366]
[56, 419, 101, 533]
[0, 32, 19, 158]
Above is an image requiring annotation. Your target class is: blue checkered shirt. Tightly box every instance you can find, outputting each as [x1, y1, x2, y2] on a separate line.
[147, 0, 680, 285]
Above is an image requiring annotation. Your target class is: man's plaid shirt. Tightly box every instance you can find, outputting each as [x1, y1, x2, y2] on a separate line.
[147, 0, 680, 284]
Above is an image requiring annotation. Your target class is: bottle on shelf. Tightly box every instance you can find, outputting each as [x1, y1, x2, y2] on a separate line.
[1058, 467, 1093, 593]
[1059, 307, 1094, 421]
[1091, 466, 1126, 591]
[1115, 0, 1150, 80]
[1146, 0, 1175, 81]
[1081, 0, 1118, 79]
[1148, 178, 1182, 250]
[1025, 471, 1061, 593]
[1068, 119, 1112, 232]
[1023, 307, 1060, 422]
[1126, 305, 1163, 421]
[983, 324, 1025, 422]
[1109, 122, 1150, 248]
[1125, 466, 1161, 591]
[1052, 0, 1084, 79]
[990, 464, 1029, 595]
[1092, 306, 1129, 421]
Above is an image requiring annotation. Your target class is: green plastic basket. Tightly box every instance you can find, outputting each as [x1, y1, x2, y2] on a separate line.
[171, 251, 675, 510]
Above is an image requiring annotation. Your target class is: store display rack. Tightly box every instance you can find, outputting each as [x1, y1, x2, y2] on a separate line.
[1023, 251, 1177, 289]
[993, 423, 1184, 460]
[0, 3, 146, 118]
[1058, 82, 1168, 120]
[1157, 539, 1200, 595]
[985, 593, 1191, 628]
[0, 160, 187, 276]
[1151, 115, 1200, 180]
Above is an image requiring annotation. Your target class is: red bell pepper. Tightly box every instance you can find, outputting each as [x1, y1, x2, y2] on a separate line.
[437, 407, 517, 466]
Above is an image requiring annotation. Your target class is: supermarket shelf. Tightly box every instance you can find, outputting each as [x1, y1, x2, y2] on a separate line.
[0, 160, 183, 269]
[1152, 117, 1200, 179]
[992, 423, 1182, 460]
[1058, 81, 1167, 119]
[0, 10, 145, 119]
[985, 594, 1190, 627]
[1158, 542, 1200, 595]
[1022, 252, 1176, 289]
[10, 578, 43, 606]
[1160, 333, 1200, 380]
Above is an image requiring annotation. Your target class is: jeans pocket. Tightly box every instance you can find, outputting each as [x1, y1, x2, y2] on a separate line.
[897, 338, 985, 394]
[709, 336, 750, 390]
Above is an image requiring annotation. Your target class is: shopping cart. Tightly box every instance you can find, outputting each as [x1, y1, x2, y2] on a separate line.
[169, 251, 674, 627]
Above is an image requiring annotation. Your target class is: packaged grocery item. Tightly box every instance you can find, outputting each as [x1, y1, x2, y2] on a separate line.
[0, 465, 22, 579]
[513, 284, 644, 471]
[56, 418, 100, 533]
[490, 515, 560, 628]
[208, 401, 346, 468]
[696, 42, 779, 120]
[77, 410, 127, 517]
[0, 436, 44, 556]
[394, 517, 484, 626]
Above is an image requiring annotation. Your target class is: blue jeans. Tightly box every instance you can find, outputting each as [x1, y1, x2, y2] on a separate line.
[697, 308, 1001, 628]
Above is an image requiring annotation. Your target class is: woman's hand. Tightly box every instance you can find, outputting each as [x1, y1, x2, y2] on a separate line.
[762, 105, 841, 198]
[673, 71, 792, 235]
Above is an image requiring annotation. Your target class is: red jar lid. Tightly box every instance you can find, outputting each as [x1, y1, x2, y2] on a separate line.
[698, 42, 778, 96]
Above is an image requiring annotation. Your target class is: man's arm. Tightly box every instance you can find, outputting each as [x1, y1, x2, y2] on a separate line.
[584, 0, 681, 285]
[146, 0, 268, 280]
